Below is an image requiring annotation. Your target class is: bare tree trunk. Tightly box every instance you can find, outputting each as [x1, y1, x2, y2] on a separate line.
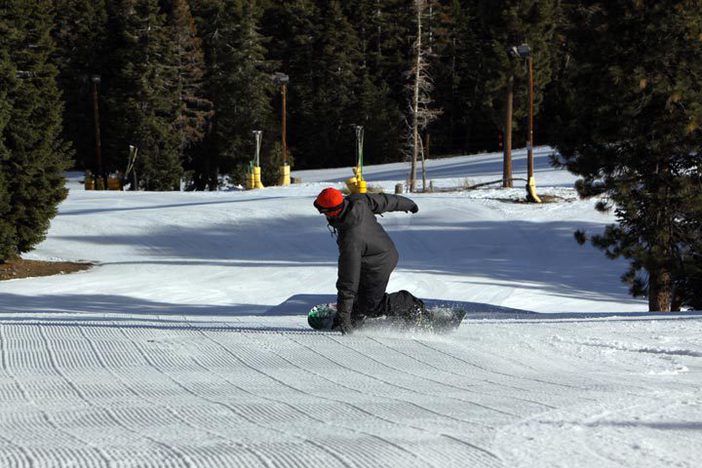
[419, 132, 428, 191]
[409, 1, 423, 193]
[422, 133, 429, 191]
[648, 266, 672, 312]
[647, 157, 675, 312]
[503, 75, 514, 188]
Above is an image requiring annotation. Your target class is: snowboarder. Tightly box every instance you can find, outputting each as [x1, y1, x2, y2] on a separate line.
[313, 187, 425, 334]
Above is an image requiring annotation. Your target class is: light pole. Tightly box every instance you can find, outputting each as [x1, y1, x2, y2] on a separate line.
[252, 130, 264, 189]
[90, 75, 103, 179]
[272, 72, 290, 185]
[510, 44, 541, 203]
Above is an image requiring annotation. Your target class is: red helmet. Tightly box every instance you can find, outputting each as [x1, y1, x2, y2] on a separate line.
[314, 187, 345, 217]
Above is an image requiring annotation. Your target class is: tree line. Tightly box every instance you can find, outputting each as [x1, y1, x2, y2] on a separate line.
[1, 0, 701, 311]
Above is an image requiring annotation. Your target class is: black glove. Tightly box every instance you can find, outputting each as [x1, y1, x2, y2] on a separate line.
[409, 204, 419, 214]
[337, 306, 354, 335]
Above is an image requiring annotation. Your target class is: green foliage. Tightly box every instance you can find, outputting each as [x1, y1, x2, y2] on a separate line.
[168, 0, 213, 159]
[281, 0, 363, 168]
[260, 141, 293, 187]
[0, 49, 16, 260]
[191, 0, 276, 187]
[476, 0, 561, 134]
[356, 71, 404, 164]
[429, 0, 483, 150]
[52, 0, 108, 171]
[0, 0, 71, 260]
[105, 0, 182, 190]
[49, 0, 567, 184]
[551, 1, 702, 310]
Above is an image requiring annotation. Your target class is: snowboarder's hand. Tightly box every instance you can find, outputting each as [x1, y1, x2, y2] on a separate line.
[337, 307, 354, 335]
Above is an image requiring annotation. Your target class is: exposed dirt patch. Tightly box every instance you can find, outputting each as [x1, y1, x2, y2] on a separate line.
[0, 259, 92, 281]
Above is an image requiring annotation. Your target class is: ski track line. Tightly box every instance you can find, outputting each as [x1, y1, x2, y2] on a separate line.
[363, 335, 556, 411]
[500, 398, 665, 468]
[180, 342, 355, 468]
[114, 325, 280, 468]
[573, 401, 676, 468]
[325, 335, 519, 418]
[0, 324, 36, 468]
[125, 322, 395, 468]
[287, 334, 491, 427]
[195, 328, 440, 468]
[3, 323, 112, 468]
[566, 337, 702, 358]
[206, 326, 502, 467]
[189, 322, 468, 468]
[0, 432, 34, 468]
[520, 322, 688, 394]
[78, 325, 262, 468]
[368, 335, 559, 410]
[414, 338, 586, 391]
[273, 334, 502, 465]
[38, 324, 191, 468]
[471, 322, 623, 392]
[459, 320, 587, 378]
[184, 350, 364, 468]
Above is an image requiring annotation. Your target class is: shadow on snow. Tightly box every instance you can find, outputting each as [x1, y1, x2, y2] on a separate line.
[55, 214, 645, 306]
[1, 293, 698, 334]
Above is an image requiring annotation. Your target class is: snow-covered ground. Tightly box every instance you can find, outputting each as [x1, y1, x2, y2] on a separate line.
[1, 147, 700, 467]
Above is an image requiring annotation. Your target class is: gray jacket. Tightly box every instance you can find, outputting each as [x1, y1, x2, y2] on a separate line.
[327, 193, 418, 319]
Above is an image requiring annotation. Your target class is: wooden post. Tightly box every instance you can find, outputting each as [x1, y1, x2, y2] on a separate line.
[503, 75, 513, 188]
[91, 75, 102, 177]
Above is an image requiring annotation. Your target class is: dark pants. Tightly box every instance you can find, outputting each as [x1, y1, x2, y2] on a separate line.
[353, 288, 425, 325]
[350, 250, 425, 325]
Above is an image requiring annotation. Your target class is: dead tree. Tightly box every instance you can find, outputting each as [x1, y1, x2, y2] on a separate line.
[408, 0, 441, 192]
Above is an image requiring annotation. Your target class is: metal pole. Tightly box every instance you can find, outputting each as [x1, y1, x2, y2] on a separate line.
[503, 75, 514, 188]
[527, 56, 534, 183]
[355, 125, 364, 172]
[253, 130, 262, 166]
[281, 83, 287, 166]
[91, 76, 102, 176]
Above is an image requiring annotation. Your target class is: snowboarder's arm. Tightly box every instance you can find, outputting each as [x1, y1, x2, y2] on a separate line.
[336, 240, 362, 332]
[356, 193, 418, 215]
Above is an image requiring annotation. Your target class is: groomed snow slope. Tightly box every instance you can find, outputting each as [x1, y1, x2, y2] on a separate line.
[1, 148, 700, 467]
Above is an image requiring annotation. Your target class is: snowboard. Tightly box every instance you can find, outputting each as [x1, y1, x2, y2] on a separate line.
[307, 303, 466, 333]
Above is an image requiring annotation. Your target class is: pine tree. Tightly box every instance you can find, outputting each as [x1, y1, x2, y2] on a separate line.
[356, 70, 404, 165]
[301, 0, 363, 168]
[105, 0, 182, 190]
[340, 0, 408, 165]
[261, 0, 319, 169]
[476, 0, 560, 186]
[194, 0, 275, 183]
[672, 176, 702, 309]
[427, 0, 485, 154]
[166, 0, 213, 166]
[366, 0, 414, 108]
[0, 48, 16, 261]
[52, 0, 108, 171]
[554, 1, 702, 311]
[0, 0, 71, 257]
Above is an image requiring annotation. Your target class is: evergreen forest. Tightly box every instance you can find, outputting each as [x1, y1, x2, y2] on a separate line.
[1, 0, 701, 311]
